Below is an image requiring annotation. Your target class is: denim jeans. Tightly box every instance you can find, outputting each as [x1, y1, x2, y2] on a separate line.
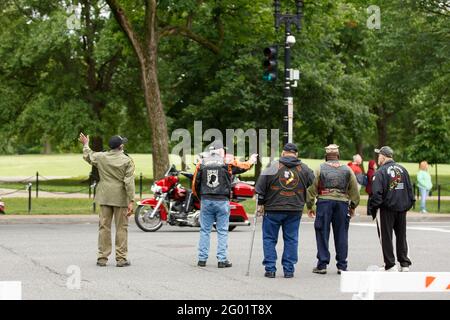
[262, 212, 301, 274]
[198, 199, 230, 262]
[419, 187, 428, 212]
[314, 199, 350, 271]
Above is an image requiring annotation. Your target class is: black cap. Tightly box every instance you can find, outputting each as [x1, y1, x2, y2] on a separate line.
[374, 146, 394, 158]
[283, 143, 298, 153]
[109, 135, 128, 149]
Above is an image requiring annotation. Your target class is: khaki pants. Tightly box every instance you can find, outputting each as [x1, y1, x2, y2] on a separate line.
[98, 205, 129, 262]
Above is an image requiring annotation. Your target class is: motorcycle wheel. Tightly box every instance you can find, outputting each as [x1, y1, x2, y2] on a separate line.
[134, 204, 163, 232]
[213, 225, 237, 232]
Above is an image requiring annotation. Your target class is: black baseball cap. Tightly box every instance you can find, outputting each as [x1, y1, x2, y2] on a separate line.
[283, 143, 298, 153]
[109, 135, 128, 149]
[374, 146, 394, 158]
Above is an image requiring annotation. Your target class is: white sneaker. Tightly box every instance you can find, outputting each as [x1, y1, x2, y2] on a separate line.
[379, 266, 398, 272]
[400, 267, 410, 272]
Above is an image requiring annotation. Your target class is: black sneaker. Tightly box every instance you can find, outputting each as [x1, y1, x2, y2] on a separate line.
[116, 260, 131, 267]
[218, 260, 232, 268]
[312, 267, 327, 274]
[197, 260, 206, 267]
[96, 260, 107, 267]
[264, 271, 276, 278]
[284, 273, 294, 278]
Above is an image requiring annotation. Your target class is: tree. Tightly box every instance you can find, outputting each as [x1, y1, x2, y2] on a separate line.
[105, 0, 227, 178]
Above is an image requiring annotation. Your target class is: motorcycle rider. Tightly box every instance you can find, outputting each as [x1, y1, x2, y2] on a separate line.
[192, 140, 257, 268]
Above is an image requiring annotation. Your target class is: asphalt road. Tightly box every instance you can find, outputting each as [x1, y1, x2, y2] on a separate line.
[0, 218, 449, 300]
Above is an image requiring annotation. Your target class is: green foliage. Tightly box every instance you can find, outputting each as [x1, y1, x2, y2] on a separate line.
[0, 0, 448, 164]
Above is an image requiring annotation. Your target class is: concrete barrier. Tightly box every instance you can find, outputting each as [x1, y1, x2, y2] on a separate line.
[341, 271, 450, 300]
[0, 281, 22, 300]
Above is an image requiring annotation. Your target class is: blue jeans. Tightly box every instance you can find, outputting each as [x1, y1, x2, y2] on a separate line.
[198, 199, 230, 262]
[419, 187, 428, 211]
[262, 212, 301, 274]
[314, 199, 350, 271]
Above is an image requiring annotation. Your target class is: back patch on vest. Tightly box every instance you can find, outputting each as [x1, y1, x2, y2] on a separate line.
[207, 169, 219, 188]
[279, 168, 300, 190]
[387, 165, 404, 190]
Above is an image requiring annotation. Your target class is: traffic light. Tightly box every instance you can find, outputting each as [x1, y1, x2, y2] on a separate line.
[263, 45, 278, 82]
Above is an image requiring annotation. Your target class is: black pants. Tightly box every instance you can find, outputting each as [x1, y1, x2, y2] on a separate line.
[376, 208, 412, 269]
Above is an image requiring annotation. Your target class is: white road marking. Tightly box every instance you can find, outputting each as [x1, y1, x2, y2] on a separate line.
[302, 222, 450, 233]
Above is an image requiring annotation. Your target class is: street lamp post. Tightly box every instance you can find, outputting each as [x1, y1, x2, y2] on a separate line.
[274, 0, 303, 145]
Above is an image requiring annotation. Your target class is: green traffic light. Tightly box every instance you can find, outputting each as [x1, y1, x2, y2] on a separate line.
[263, 73, 276, 81]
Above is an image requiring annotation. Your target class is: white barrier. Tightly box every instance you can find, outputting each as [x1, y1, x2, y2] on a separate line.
[341, 272, 450, 300]
[0, 281, 22, 300]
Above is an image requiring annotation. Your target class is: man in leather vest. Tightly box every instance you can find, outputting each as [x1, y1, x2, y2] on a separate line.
[306, 144, 360, 274]
[192, 140, 257, 268]
[255, 143, 314, 278]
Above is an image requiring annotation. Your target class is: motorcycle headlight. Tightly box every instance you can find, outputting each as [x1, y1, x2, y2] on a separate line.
[151, 184, 162, 194]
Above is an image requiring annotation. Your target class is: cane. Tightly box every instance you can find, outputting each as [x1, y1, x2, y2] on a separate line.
[245, 197, 259, 276]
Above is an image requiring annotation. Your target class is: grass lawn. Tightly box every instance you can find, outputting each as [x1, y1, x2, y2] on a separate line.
[1, 154, 450, 178]
[3, 198, 95, 215]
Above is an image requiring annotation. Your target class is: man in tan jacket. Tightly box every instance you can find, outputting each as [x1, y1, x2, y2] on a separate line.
[79, 133, 135, 267]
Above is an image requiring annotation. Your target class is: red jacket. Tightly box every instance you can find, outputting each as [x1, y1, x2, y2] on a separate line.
[347, 162, 362, 175]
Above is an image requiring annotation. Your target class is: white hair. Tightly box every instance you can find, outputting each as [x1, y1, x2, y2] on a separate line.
[210, 149, 221, 156]
[353, 154, 362, 162]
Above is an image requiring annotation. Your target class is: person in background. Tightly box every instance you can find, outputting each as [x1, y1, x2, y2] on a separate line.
[417, 161, 433, 214]
[348, 154, 364, 191]
[365, 160, 377, 215]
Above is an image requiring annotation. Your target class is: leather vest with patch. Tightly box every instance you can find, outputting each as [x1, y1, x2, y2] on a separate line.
[199, 154, 231, 197]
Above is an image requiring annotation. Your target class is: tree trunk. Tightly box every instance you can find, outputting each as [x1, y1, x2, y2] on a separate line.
[254, 160, 262, 180]
[375, 104, 390, 147]
[142, 53, 170, 179]
[106, 0, 170, 180]
[91, 136, 103, 152]
[43, 138, 52, 154]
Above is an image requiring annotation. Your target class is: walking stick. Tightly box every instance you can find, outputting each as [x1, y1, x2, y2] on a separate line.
[246, 197, 259, 276]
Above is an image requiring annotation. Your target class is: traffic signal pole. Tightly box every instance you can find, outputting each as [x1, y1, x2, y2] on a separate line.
[284, 22, 293, 144]
[274, 0, 303, 145]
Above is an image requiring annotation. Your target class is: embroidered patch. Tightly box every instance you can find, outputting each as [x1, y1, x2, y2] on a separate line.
[207, 169, 219, 188]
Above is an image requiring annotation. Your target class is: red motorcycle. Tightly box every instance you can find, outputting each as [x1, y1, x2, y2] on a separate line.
[134, 165, 254, 232]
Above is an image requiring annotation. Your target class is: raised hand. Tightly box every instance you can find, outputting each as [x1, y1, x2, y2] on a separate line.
[79, 132, 89, 146]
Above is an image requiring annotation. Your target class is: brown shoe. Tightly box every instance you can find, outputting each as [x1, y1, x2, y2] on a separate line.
[116, 260, 131, 267]
[96, 260, 107, 267]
